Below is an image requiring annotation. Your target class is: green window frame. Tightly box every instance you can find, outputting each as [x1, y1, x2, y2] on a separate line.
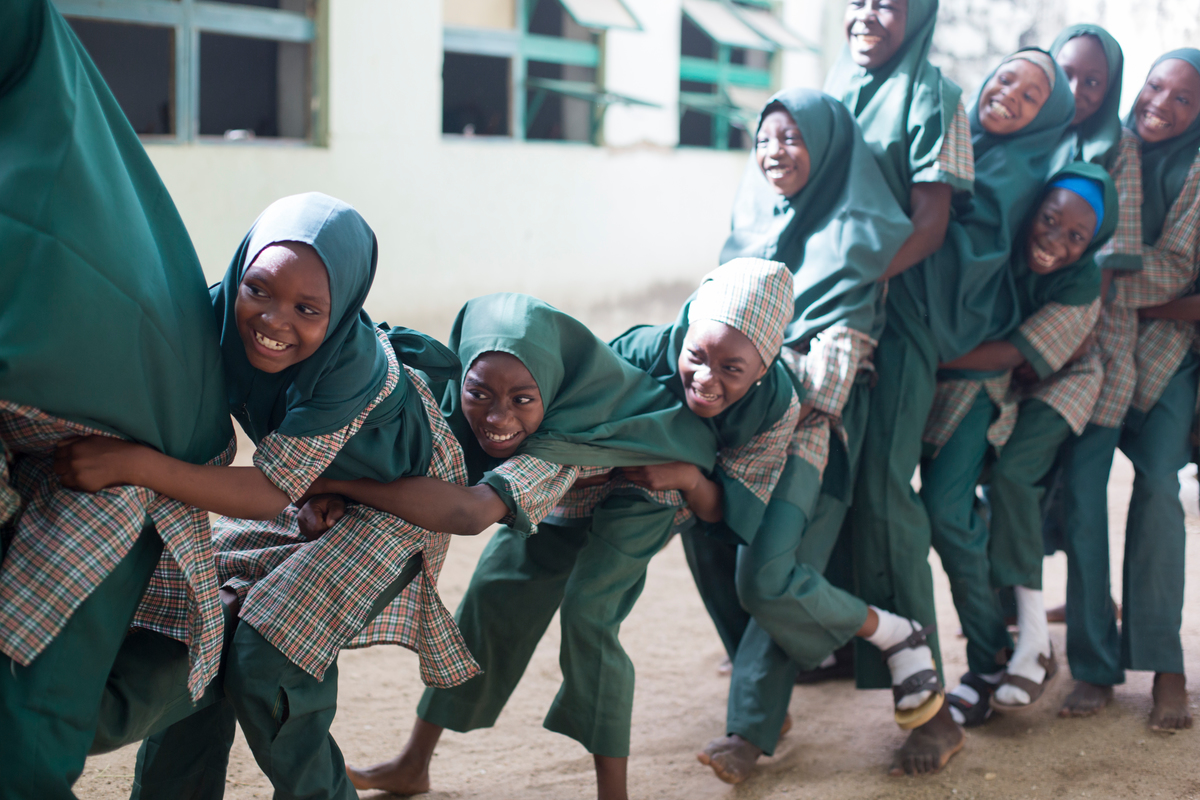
[53, 0, 322, 144]
[678, 0, 815, 150]
[443, 0, 654, 144]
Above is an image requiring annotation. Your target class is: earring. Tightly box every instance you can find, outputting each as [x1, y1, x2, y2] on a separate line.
[756, 380, 762, 386]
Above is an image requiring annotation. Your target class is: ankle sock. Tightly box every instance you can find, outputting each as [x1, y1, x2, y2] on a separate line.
[994, 586, 1050, 706]
[947, 671, 1002, 724]
[864, 607, 936, 710]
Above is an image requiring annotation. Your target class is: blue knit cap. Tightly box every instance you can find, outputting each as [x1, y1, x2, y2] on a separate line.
[1049, 176, 1105, 236]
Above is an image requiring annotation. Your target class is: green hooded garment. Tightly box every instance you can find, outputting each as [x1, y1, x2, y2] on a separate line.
[0, 0, 230, 465]
[1049, 25, 1125, 172]
[823, 0, 971, 208]
[1128, 49, 1200, 245]
[1006, 163, 1118, 377]
[720, 89, 914, 345]
[438, 292, 722, 485]
[213, 192, 458, 484]
[894, 48, 1076, 364]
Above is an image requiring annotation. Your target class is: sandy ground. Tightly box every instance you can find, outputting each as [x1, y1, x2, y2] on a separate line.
[76, 450, 1200, 800]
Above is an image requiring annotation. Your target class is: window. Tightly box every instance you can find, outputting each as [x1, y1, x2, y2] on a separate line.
[55, 0, 319, 143]
[442, 0, 654, 143]
[677, 0, 814, 150]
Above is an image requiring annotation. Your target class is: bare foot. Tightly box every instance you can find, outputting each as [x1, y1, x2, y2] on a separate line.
[697, 734, 762, 784]
[1150, 673, 1193, 732]
[346, 718, 442, 795]
[346, 757, 430, 795]
[779, 712, 792, 739]
[1046, 603, 1066, 623]
[1058, 680, 1113, 717]
[888, 703, 964, 777]
[716, 656, 732, 676]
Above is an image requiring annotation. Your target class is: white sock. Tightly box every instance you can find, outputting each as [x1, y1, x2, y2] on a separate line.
[947, 671, 1003, 724]
[864, 607, 936, 710]
[817, 652, 838, 669]
[994, 586, 1051, 706]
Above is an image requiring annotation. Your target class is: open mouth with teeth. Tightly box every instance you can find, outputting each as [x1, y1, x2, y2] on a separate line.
[252, 329, 293, 353]
[1141, 109, 1171, 132]
[688, 385, 722, 406]
[987, 97, 1015, 120]
[763, 163, 793, 181]
[483, 429, 520, 443]
[853, 33, 882, 48]
[1030, 242, 1061, 271]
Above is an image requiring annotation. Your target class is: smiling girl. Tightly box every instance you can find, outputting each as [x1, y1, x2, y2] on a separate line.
[917, 165, 1116, 726]
[57, 192, 489, 799]
[342, 290, 730, 800]
[686, 89, 936, 785]
[1052, 49, 1200, 730]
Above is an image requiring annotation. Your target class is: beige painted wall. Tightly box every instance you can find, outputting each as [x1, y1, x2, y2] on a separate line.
[144, 0, 777, 340]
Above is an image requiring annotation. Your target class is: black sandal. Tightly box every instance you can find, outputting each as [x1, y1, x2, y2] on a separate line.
[879, 622, 944, 730]
[946, 672, 996, 727]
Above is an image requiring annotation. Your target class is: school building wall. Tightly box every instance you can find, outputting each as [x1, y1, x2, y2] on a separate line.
[141, 0, 828, 341]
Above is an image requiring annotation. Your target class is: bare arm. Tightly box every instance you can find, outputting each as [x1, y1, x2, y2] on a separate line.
[314, 475, 506, 536]
[55, 436, 290, 520]
[939, 341, 1025, 372]
[618, 462, 723, 523]
[880, 183, 954, 281]
[1139, 294, 1200, 321]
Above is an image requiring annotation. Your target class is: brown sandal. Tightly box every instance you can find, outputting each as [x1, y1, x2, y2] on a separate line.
[990, 649, 1058, 713]
[880, 623, 945, 730]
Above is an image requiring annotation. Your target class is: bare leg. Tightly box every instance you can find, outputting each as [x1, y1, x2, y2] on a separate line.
[345, 717, 442, 795]
[1150, 673, 1193, 732]
[594, 755, 628, 800]
[888, 702, 965, 777]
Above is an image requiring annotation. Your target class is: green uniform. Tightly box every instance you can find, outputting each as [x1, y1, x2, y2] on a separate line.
[849, 50, 1076, 689]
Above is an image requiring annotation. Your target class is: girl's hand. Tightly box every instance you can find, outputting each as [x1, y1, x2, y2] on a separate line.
[618, 462, 702, 493]
[296, 493, 347, 541]
[53, 436, 152, 493]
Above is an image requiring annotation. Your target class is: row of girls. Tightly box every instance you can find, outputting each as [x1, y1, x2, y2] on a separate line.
[2, 0, 1199, 796]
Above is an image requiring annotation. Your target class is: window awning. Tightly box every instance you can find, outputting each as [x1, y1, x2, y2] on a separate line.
[556, 0, 641, 31]
[526, 78, 659, 107]
[679, 87, 758, 128]
[732, 6, 818, 52]
[681, 0, 772, 51]
[726, 85, 772, 123]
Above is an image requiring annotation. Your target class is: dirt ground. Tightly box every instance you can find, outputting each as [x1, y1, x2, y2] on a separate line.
[76, 450, 1200, 800]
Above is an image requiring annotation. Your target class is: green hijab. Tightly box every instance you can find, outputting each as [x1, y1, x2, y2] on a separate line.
[896, 48, 1076, 363]
[1010, 163, 1118, 319]
[0, 0, 230, 464]
[720, 89, 914, 345]
[1049, 25, 1124, 171]
[1127, 49, 1200, 245]
[823, 0, 970, 208]
[439, 293, 721, 483]
[213, 193, 391, 447]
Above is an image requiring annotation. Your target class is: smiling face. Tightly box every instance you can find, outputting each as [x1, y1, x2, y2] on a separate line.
[978, 59, 1051, 135]
[234, 242, 331, 373]
[460, 352, 545, 458]
[756, 108, 812, 197]
[1056, 35, 1109, 127]
[1026, 188, 1097, 274]
[843, 0, 907, 70]
[677, 320, 769, 418]
[1132, 58, 1200, 144]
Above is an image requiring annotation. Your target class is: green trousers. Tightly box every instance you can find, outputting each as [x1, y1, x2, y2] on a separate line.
[685, 382, 873, 755]
[1061, 353, 1199, 685]
[848, 298, 943, 689]
[0, 518, 162, 800]
[923, 394, 1070, 675]
[127, 553, 423, 800]
[419, 495, 677, 758]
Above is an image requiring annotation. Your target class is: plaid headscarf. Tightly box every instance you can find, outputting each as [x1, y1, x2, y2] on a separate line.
[688, 258, 793, 366]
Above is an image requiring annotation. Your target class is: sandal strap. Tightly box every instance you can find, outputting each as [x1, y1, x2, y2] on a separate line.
[998, 671, 1044, 700]
[879, 622, 937, 661]
[892, 668, 942, 705]
[959, 671, 998, 699]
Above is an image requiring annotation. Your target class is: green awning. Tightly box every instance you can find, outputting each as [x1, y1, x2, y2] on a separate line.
[681, 0, 773, 50]
[732, 5, 818, 52]
[556, 0, 640, 30]
[526, 77, 659, 107]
